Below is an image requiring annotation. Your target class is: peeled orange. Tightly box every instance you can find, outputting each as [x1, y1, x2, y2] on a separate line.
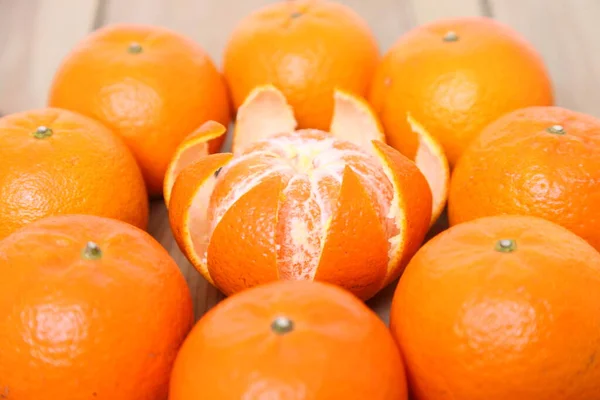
[165, 86, 434, 300]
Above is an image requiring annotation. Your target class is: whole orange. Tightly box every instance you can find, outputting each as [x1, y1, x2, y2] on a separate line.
[0, 108, 148, 240]
[48, 23, 231, 196]
[0, 214, 194, 400]
[223, 0, 379, 130]
[390, 215, 600, 400]
[170, 280, 408, 399]
[368, 16, 554, 166]
[448, 106, 600, 251]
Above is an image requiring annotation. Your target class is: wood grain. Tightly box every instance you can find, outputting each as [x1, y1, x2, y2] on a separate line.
[1, 0, 599, 325]
[0, 0, 99, 113]
[411, 0, 483, 24]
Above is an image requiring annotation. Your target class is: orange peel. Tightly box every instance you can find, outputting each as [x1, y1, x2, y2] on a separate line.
[407, 112, 450, 225]
[163, 121, 227, 206]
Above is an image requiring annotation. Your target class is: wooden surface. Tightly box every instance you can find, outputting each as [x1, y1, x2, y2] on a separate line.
[1, 0, 599, 324]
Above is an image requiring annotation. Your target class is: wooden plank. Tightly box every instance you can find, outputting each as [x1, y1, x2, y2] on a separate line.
[342, 0, 415, 51]
[491, 0, 600, 117]
[0, 0, 99, 114]
[410, 0, 484, 25]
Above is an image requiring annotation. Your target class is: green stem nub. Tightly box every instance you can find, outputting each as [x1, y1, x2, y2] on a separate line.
[82, 241, 102, 260]
[290, 11, 303, 19]
[128, 42, 143, 54]
[33, 125, 53, 139]
[443, 31, 459, 42]
[495, 239, 517, 253]
[271, 316, 294, 335]
[547, 125, 566, 135]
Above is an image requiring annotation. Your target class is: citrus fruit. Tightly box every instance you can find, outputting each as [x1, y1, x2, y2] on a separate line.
[48, 23, 231, 196]
[228, 84, 447, 225]
[223, 0, 379, 131]
[368, 16, 554, 167]
[170, 280, 408, 399]
[390, 215, 600, 400]
[448, 106, 600, 251]
[0, 214, 194, 400]
[0, 107, 148, 240]
[166, 85, 432, 300]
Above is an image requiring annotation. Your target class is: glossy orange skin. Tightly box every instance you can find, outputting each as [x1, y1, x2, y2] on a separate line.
[0, 108, 148, 240]
[223, 0, 379, 130]
[448, 106, 600, 251]
[170, 280, 408, 399]
[0, 214, 194, 400]
[390, 215, 600, 400]
[48, 23, 231, 196]
[368, 16, 553, 166]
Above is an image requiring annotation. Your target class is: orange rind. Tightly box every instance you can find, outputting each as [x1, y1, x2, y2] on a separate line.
[163, 121, 228, 206]
[407, 112, 450, 225]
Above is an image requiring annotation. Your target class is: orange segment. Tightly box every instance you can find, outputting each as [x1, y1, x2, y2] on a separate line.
[168, 153, 233, 284]
[407, 113, 450, 226]
[315, 165, 389, 300]
[164, 121, 228, 206]
[372, 140, 432, 285]
[329, 89, 386, 151]
[207, 175, 283, 295]
[232, 84, 297, 154]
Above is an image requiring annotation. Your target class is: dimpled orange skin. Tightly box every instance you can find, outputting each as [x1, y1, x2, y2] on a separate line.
[48, 23, 231, 196]
[448, 106, 600, 251]
[0, 214, 194, 400]
[223, 0, 380, 131]
[170, 280, 408, 400]
[390, 215, 600, 400]
[368, 16, 554, 166]
[0, 108, 148, 240]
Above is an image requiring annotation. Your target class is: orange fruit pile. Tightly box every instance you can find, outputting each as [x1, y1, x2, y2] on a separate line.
[1, 1, 600, 399]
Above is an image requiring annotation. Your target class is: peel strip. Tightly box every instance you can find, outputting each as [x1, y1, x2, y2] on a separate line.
[232, 84, 297, 154]
[164, 121, 227, 206]
[407, 113, 450, 226]
[168, 153, 233, 285]
[329, 88, 387, 152]
[372, 140, 432, 286]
